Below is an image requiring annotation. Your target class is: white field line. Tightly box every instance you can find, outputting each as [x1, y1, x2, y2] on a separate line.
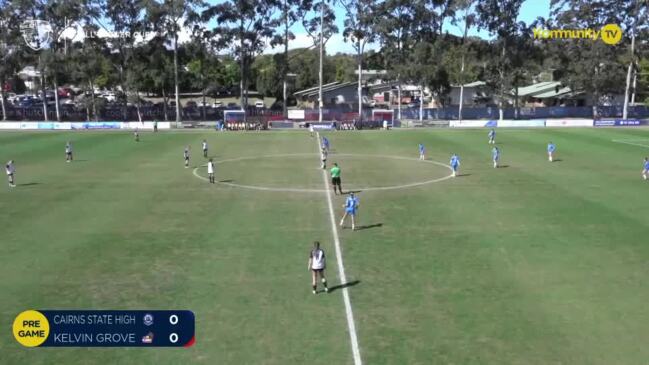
[192, 153, 453, 193]
[316, 133, 362, 365]
[612, 139, 649, 148]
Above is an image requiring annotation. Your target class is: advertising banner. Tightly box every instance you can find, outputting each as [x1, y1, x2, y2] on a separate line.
[545, 119, 593, 127]
[287, 109, 305, 120]
[497, 119, 546, 127]
[449, 120, 497, 128]
[594, 119, 643, 127]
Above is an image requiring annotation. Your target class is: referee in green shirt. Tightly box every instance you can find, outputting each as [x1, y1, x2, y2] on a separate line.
[330, 163, 342, 195]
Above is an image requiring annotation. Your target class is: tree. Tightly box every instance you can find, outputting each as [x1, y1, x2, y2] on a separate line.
[339, 0, 377, 120]
[185, 27, 221, 121]
[476, 0, 526, 120]
[270, 0, 312, 117]
[549, 0, 632, 118]
[0, 0, 26, 120]
[375, 0, 417, 120]
[105, 0, 147, 121]
[449, 0, 477, 120]
[147, 0, 204, 124]
[69, 31, 106, 121]
[204, 0, 278, 122]
[302, 0, 338, 121]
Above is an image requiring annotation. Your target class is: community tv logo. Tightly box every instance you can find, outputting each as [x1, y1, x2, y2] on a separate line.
[533, 24, 623, 45]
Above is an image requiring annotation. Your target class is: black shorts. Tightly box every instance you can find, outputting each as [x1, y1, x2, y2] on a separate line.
[332, 177, 341, 186]
[66, 152, 72, 156]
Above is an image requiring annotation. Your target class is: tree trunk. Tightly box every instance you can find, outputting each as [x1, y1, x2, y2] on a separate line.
[623, 32, 636, 120]
[0, 88, 6, 121]
[318, 0, 324, 124]
[202, 81, 207, 122]
[120, 66, 127, 122]
[173, 31, 181, 124]
[282, 0, 289, 119]
[631, 66, 637, 105]
[136, 90, 142, 123]
[53, 78, 61, 122]
[357, 43, 363, 122]
[397, 83, 401, 121]
[41, 72, 48, 121]
[90, 80, 97, 122]
[162, 88, 168, 121]
[419, 86, 423, 121]
[458, 84, 464, 121]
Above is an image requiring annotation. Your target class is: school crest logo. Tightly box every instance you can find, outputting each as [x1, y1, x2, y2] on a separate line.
[20, 19, 53, 51]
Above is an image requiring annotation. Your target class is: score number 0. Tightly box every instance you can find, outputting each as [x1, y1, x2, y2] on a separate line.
[169, 314, 179, 344]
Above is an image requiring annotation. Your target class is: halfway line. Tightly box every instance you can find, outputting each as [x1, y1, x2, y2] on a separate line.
[316, 132, 362, 365]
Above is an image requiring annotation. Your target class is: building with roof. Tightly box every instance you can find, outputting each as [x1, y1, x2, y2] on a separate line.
[293, 82, 365, 108]
[447, 81, 493, 107]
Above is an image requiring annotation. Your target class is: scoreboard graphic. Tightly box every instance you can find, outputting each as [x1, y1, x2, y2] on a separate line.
[13, 310, 195, 347]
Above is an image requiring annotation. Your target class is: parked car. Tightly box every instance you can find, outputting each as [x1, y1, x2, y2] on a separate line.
[254, 100, 265, 109]
[185, 101, 198, 108]
[212, 100, 223, 108]
[101, 92, 117, 102]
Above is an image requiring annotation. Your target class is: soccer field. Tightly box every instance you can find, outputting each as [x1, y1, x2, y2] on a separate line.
[2, 128, 649, 364]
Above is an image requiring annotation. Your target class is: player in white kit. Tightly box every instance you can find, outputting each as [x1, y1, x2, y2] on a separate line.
[6, 160, 16, 187]
[320, 147, 328, 169]
[202, 139, 208, 158]
[307, 241, 328, 294]
[65, 141, 73, 162]
[207, 158, 215, 183]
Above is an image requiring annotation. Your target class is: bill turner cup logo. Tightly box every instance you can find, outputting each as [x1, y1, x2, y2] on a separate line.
[20, 19, 53, 51]
[533, 23, 623, 45]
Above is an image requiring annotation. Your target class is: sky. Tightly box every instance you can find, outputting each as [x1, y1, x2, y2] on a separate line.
[264, 0, 552, 55]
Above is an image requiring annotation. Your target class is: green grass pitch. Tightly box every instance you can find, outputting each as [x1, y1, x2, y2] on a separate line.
[1, 128, 649, 364]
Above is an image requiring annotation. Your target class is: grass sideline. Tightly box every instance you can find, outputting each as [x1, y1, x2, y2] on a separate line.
[1, 128, 649, 364]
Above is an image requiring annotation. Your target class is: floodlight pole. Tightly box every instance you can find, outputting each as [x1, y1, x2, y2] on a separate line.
[318, 0, 324, 124]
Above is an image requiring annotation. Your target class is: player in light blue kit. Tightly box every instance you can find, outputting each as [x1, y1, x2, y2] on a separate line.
[322, 136, 330, 152]
[418, 143, 425, 160]
[643, 157, 649, 180]
[547, 142, 556, 162]
[488, 129, 496, 144]
[339, 193, 359, 231]
[492, 146, 500, 168]
[450, 153, 460, 177]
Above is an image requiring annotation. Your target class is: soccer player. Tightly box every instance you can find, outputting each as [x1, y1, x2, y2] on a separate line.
[643, 157, 649, 180]
[134, 129, 140, 142]
[184, 146, 190, 168]
[6, 160, 15, 187]
[331, 163, 342, 195]
[488, 129, 496, 144]
[340, 192, 359, 230]
[418, 143, 425, 160]
[547, 142, 556, 162]
[322, 136, 330, 152]
[309, 124, 314, 138]
[492, 146, 500, 168]
[307, 241, 328, 294]
[65, 141, 73, 162]
[153, 120, 158, 133]
[207, 158, 215, 183]
[202, 139, 208, 158]
[320, 147, 328, 169]
[450, 153, 460, 177]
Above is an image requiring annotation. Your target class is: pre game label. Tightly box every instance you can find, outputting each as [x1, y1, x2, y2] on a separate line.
[13, 310, 195, 347]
